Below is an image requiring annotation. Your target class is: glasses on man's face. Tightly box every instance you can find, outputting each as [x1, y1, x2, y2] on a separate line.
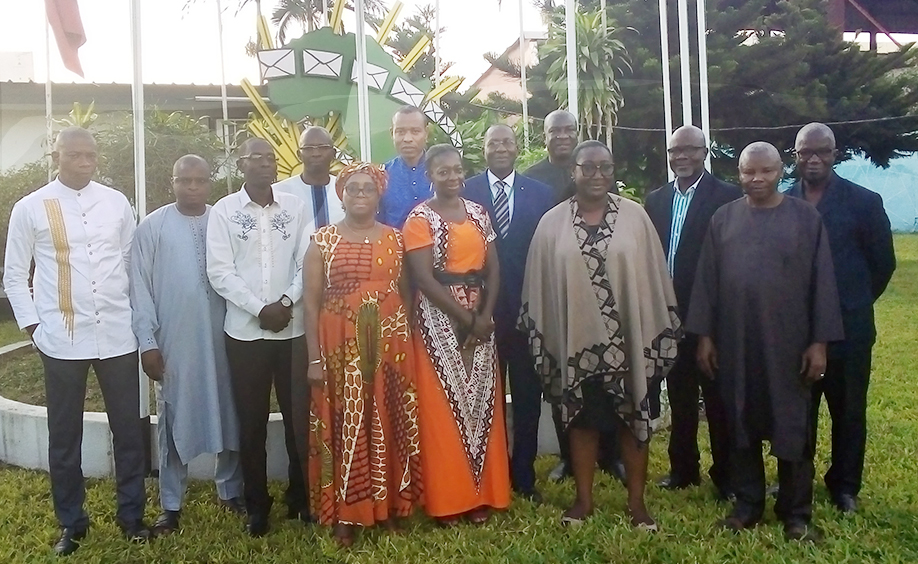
[344, 185, 377, 197]
[172, 176, 211, 187]
[575, 162, 615, 178]
[795, 148, 834, 161]
[666, 145, 706, 157]
[240, 153, 277, 164]
[300, 144, 333, 154]
[486, 138, 517, 149]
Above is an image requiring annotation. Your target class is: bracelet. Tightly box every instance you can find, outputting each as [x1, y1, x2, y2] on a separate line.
[308, 359, 322, 365]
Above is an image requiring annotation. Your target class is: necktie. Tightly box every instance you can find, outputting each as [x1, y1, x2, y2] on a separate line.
[311, 185, 329, 228]
[493, 180, 510, 238]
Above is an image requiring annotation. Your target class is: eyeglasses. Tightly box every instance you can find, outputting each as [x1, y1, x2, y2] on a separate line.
[667, 145, 706, 156]
[239, 153, 277, 164]
[344, 186, 377, 197]
[172, 177, 211, 186]
[300, 144, 333, 153]
[795, 148, 835, 160]
[575, 162, 615, 178]
[486, 139, 517, 149]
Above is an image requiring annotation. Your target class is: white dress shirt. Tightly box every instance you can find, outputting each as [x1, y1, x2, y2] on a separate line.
[487, 170, 516, 224]
[206, 186, 308, 341]
[273, 174, 343, 234]
[3, 178, 138, 360]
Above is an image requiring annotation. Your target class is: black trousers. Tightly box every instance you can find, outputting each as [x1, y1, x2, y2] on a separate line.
[731, 443, 814, 525]
[497, 331, 542, 493]
[224, 335, 306, 517]
[38, 350, 146, 530]
[810, 339, 873, 498]
[665, 340, 731, 490]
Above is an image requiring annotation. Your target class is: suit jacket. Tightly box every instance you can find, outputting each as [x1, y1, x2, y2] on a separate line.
[463, 171, 556, 341]
[787, 172, 896, 350]
[645, 172, 742, 324]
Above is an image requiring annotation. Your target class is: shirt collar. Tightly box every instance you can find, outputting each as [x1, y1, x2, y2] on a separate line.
[51, 176, 93, 196]
[396, 152, 426, 170]
[487, 169, 515, 191]
[237, 184, 277, 208]
[673, 171, 704, 196]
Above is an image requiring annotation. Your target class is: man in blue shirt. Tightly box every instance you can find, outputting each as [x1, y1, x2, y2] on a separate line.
[378, 105, 431, 228]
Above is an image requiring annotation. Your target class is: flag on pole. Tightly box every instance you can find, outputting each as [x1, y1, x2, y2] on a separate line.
[45, 0, 86, 77]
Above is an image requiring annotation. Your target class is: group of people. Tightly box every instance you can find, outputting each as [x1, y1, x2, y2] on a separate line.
[1, 102, 895, 555]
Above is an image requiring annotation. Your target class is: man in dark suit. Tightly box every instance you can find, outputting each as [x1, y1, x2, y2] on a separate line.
[787, 123, 895, 514]
[645, 125, 742, 500]
[464, 124, 555, 501]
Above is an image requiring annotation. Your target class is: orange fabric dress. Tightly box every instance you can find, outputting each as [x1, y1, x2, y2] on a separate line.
[306, 225, 423, 526]
[402, 199, 511, 518]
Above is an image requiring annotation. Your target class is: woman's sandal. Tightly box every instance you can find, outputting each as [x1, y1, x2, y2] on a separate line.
[436, 515, 461, 528]
[467, 508, 491, 525]
[627, 508, 659, 533]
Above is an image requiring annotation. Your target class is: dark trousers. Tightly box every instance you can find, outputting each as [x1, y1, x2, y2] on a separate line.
[552, 407, 620, 467]
[498, 331, 542, 493]
[811, 341, 873, 498]
[665, 340, 731, 490]
[224, 335, 306, 517]
[731, 443, 814, 525]
[39, 350, 146, 530]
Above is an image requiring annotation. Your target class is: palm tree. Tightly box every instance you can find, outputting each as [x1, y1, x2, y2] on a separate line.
[540, 8, 631, 149]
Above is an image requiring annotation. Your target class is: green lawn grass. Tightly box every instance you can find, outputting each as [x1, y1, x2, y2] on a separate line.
[0, 236, 917, 563]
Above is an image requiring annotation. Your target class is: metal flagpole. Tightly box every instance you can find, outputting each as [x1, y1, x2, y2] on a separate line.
[44, 14, 54, 182]
[129, 0, 151, 467]
[658, 0, 674, 180]
[354, 0, 372, 160]
[215, 0, 233, 193]
[434, 0, 441, 86]
[518, 0, 529, 150]
[696, 0, 712, 171]
[564, 0, 578, 120]
[677, 0, 692, 127]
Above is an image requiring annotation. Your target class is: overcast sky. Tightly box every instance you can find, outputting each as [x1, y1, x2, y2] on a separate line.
[0, 0, 545, 88]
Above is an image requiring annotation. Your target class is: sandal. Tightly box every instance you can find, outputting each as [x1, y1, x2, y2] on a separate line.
[560, 515, 585, 528]
[436, 516, 461, 528]
[467, 508, 490, 525]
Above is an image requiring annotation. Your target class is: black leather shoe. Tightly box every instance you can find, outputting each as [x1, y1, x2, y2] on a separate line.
[219, 497, 246, 516]
[657, 474, 701, 490]
[514, 488, 544, 505]
[714, 486, 736, 503]
[599, 459, 627, 484]
[834, 494, 858, 514]
[116, 519, 153, 543]
[548, 461, 572, 482]
[784, 520, 822, 543]
[53, 527, 86, 556]
[151, 511, 180, 537]
[245, 513, 270, 537]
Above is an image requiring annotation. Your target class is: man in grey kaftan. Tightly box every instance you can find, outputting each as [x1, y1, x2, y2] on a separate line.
[130, 155, 243, 534]
[687, 142, 843, 541]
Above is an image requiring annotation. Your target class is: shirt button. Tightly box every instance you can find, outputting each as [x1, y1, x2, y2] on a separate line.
[82, 213, 86, 217]
[95, 312, 99, 316]
[83, 221, 87, 225]
[87, 244, 91, 247]
[92, 281, 96, 285]
[96, 320, 101, 324]
[89, 252, 93, 255]
[92, 289, 97, 293]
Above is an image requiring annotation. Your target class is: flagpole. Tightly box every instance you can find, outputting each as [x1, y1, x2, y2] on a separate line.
[696, 0, 712, 171]
[44, 13, 54, 181]
[354, 0, 372, 160]
[658, 0, 674, 181]
[564, 0, 578, 121]
[518, 0, 529, 150]
[677, 0, 692, 127]
[434, 0, 441, 86]
[215, 0, 232, 193]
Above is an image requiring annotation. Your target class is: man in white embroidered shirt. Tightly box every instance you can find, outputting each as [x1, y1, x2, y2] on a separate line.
[206, 137, 309, 537]
[2, 127, 150, 556]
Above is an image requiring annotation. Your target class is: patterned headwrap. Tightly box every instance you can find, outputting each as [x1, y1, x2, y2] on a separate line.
[335, 162, 388, 200]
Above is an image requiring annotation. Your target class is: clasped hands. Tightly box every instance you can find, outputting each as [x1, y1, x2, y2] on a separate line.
[258, 300, 293, 333]
[461, 309, 494, 349]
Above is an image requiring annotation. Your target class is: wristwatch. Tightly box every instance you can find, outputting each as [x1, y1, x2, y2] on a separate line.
[280, 295, 293, 308]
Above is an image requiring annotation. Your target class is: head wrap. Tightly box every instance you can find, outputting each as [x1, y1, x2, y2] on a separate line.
[335, 162, 388, 200]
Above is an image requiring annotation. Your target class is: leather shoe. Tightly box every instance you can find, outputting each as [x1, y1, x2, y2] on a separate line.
[514, 488, 543, 505]
[151, 511, 180, 537]
[718, 514, 758, 532]
[548, 461, 572, 482]
[116, 519, 153, 543]
[219, 497, 246, 516]
[834, 494, 858, 514]
[245, 513, 270, 537]
[657, 474, 701, 490]
[598, 459, 627, 484]
[714, 486, 736, 503]
[784, 520, 822, 543]
[53, 527, 86, 556]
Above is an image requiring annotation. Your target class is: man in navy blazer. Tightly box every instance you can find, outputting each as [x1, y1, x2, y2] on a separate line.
[645, 125, 742, 500]
[787, 123, 895, 514]
[464, 124, 555, 501]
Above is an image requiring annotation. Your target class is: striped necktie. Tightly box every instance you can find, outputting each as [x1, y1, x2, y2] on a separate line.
[311, 185, 329, 228]
[493, 179, 510, 238]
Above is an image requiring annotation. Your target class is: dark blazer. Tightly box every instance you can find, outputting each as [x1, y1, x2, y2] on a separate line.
[645, 172, 742, 323]
[463, 171, 556, 341]
[787, 173, 896, 348]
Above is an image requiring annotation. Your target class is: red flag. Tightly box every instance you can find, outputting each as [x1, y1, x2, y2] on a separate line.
[45, 0, 86, 77]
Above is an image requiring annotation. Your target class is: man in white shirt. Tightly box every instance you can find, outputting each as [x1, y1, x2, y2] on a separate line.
[3, 127, 150, 555]
[273, 126, 344, 233]
[206, 138, 309, 537]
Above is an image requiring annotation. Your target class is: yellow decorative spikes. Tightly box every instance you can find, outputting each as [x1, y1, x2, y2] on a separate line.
[329, 0, 346, 35]
[257, 14, 274, 50]
[376, 1, 404, 43]
[400, 35, 431, 72]
[240, 78, 300, 178]
[425, 76, 464, 103]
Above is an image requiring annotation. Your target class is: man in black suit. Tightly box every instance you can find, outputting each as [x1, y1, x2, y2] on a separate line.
[645, 125, 741, 500]
[787, 123, 895, 514]
[464, 124, 555, 502]
[524, 110, 625, 484]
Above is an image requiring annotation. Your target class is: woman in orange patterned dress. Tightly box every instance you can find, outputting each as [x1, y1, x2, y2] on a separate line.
[301, 163, 422, 547]
[403, 144, 511, 526]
